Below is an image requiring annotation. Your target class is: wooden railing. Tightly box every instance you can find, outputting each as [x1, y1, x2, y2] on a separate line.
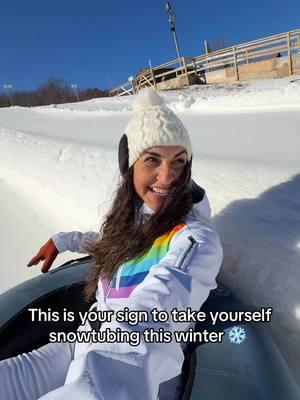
[110, 58, 191, 96]
[110, 29, 300, 96]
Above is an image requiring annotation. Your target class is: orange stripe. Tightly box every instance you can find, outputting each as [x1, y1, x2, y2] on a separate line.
[152, 223, 185, 248]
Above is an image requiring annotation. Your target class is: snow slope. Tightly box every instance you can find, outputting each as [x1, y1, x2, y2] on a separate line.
[0, 76, 300, 386]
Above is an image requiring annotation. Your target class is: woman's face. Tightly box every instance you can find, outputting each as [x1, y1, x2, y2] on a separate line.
[133, 146, 188, 212]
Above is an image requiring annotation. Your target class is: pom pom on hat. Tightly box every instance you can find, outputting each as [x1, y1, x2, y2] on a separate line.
[131, 87, 164, 111]
[125, 87, 192, 166]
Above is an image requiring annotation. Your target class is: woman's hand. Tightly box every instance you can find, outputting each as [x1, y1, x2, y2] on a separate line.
[27, 239, 59, 273]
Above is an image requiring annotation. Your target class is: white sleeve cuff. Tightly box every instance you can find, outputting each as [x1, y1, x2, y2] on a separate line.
[52, 231, 99, 253]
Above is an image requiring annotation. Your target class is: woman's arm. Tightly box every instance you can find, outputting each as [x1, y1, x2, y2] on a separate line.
[51, 231, 99, 253]
[27, 232, 99, 272]
[41, 217, 223, 400]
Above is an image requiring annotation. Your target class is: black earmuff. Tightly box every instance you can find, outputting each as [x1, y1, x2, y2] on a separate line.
[118, 134, 129, 176]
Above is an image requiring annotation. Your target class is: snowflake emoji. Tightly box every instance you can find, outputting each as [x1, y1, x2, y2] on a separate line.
[228, 326, 247, 344]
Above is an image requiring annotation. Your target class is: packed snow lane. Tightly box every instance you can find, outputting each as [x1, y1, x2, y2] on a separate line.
[1, 103, 299, 165]
[0, 169, 76, 292]
[0, 105, 130, 147]
[180, 108, 300, 165]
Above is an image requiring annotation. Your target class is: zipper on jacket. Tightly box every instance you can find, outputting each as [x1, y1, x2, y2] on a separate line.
[177, 236, 198, 271]
[104, 263, 124, 302]
[104, 278, 114, 302]
[115, 264, 124, 291]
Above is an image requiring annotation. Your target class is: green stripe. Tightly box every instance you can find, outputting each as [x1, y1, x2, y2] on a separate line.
[123, 242, 169, 268]
[120, 256, 164, 276]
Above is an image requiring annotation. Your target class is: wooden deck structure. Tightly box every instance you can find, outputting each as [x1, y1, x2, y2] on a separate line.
[110, 29, 300, 96]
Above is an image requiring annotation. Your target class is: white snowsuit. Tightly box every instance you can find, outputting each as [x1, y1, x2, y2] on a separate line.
[0, 194, 223, 400]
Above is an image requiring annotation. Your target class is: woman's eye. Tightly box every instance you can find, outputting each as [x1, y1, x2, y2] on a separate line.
[143, 158, 185, 167]
[173, 159, 185, 166]
[144, 157, 159, 165]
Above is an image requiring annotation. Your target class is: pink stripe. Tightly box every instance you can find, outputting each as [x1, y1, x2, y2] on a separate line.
[107, 284, 137, 298]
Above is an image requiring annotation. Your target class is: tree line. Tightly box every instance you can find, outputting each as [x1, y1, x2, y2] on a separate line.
[0, 78, 109, 108]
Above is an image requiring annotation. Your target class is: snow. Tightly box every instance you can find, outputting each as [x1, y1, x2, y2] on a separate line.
[0, 76, 300, 387]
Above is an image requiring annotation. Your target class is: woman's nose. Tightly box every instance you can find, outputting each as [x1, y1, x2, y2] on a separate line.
[156, 163, 175, 186]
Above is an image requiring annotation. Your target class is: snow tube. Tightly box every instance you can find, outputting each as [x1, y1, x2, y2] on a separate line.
[0, 257, 299, 400]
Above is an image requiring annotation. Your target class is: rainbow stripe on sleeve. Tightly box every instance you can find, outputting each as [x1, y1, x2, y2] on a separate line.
[101, 223, 185, 299]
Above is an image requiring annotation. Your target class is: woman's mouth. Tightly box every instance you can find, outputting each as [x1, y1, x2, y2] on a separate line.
[149, 187, 170, 196]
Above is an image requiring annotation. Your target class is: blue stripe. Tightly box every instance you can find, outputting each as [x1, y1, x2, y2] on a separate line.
[111, 270, 150, 288]
[121, 256, 163, 275]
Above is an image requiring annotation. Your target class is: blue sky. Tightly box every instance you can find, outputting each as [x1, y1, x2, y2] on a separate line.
[1, 0, 299, 92]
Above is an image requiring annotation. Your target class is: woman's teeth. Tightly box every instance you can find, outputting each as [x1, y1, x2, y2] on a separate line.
[150, 187, 169, 196]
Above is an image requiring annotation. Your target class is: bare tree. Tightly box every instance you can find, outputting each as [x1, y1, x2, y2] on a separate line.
[0, 78, 109, 108]
[206, 37, 231, 53]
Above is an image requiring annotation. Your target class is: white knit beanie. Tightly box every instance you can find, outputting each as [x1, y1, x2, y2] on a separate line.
[125, 87, 192, 167]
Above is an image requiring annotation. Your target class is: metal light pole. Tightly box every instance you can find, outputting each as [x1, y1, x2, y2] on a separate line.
[71, 84, 80, 102]
[165, 2, 181, 59]
[3, 84, 14, 106]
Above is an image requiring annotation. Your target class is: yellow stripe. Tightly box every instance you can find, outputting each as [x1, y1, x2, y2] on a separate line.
[151, 223, 185, 249]
[123, 223, 186, 266]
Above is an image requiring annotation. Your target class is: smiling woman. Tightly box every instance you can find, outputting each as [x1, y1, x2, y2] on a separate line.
[133, 146, 188, 212]
[0, 88, 223, 400]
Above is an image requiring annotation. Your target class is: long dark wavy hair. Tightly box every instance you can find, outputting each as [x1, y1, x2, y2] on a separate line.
[83, 161, 193, 301]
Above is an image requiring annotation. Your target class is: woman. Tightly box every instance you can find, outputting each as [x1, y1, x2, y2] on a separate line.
[1, 88, 223, 400]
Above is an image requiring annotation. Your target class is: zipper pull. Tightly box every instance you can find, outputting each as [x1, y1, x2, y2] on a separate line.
[104, 278, 114, 302]
[115, 264, 123, 291]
